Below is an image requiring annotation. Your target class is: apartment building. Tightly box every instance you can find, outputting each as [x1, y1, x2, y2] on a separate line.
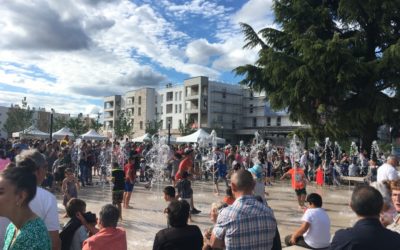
[103, 76, 305, 143]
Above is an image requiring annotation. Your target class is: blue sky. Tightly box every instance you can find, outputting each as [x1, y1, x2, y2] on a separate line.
[0, 0, 274, 116]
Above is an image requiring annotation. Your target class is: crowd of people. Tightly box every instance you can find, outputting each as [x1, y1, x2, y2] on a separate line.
[1, 136, 400, 250]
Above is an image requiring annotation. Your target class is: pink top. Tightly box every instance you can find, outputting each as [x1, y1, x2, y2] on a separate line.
[83, 227, 127, 250]
[0, 158, 11, 172]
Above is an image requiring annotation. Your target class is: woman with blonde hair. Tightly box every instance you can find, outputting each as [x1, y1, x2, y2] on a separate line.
[387, 180, 400, 233]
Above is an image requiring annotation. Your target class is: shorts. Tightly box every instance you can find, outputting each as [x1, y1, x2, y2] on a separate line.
[295, 188, 307, 196]
[124, 181, 134, 192]
[112, 190, 124, 204]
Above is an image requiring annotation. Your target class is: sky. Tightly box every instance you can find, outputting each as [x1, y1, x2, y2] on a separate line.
[0, 0, 275, 117]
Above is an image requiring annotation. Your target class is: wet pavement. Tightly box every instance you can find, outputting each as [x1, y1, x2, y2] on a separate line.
[57, 179, 357, 249]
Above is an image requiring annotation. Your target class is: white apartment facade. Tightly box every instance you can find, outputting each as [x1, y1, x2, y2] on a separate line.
[103, 76, 305, 143]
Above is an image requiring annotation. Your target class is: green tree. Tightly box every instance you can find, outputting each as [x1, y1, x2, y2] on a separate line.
[2, 97, 34, 137]
[114, 111, 133, 138]
[145, 119, 162, 135]
[179, 120, 196, 136]
[53, 116, 69, 131]
[67, 114, 87, 138]
[235, 0, 400, 151]
[90, 119, 102, 132]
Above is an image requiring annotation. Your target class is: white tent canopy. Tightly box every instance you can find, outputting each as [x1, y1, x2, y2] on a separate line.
[80, 129, 107, 140]
[132, 133, 152, 142]
[12, 126, 49, 139]
[176, 129, 225, 144]
[52, 127, 74, 139]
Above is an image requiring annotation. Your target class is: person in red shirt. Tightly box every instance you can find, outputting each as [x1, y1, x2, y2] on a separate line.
[281, 161, 308, 210]
[82, 204, 127, 250]
[175, 149, 194, 181]
[123, 157, 135, 209]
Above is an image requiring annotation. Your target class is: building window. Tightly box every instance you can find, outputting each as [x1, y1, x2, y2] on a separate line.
[138, 107, 141, 116]
[175, 92, 178, 101]
[179, 119, 182, 126]
[267, 117, 271, 126]
[277, 116, 281, 126]
[222, 89, 226, 98]
[160, 95, 163, 103]
[218, 115, 223, 122]
[166, 104, 173, 114]
[232, 120, 236, 129]
[179, 91, 182, 101]
[175, 104, 178, 113]
[138, 96, 142, 105]
[179, 104, 182, 113]
[250, 104, 254, 113]
[139, 121, 143, 130]
[253, 117, 257, 127]
[166, 92, 173, 101]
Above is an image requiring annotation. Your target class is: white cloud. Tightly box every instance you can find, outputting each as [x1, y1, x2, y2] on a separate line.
[232, 0, 274, 30]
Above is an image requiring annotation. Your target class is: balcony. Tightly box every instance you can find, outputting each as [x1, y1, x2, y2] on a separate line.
[104, 104, 114, 110]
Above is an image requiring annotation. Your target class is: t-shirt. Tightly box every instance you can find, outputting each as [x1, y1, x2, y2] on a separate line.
[248, 164, 263, 180]
[29, 186, 60, 231]
[123, 163, 135, 182]
[71, 225, 88, 250]
[288, 168, 305, 190]
[112, 169, 125, 191]
[377, 163, 399, 182]
[175, 157, 192, 180]
[302, 207, 331, 248]
[153, 225, 203, 250]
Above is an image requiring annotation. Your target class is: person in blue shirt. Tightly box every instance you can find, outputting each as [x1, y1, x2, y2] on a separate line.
[213, 159, 229, 195]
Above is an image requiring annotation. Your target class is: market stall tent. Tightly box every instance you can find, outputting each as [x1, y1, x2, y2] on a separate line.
[80, 129, 107, 140]
[52, 127, 74, 140]
[12, 126, 50, 139]
[176, 129, 225, 144]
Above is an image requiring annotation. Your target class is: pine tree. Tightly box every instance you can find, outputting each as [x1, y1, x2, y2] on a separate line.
[236, 0, 400, 150]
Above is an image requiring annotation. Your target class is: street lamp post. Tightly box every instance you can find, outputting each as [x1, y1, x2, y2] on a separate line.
[49, 108, 55, 142]
[221, 125, 224, 139]
[168, 121, 171, 145]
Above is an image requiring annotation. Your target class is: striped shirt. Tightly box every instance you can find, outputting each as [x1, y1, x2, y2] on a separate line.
[213, 195, 277, 250]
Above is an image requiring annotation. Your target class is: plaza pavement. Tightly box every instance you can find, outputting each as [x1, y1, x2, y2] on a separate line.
[57, 179, 357, 250]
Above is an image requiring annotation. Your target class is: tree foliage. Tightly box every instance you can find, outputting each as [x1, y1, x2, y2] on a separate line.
[53, 116, 69, 131]
[67, 114, 88, 138]
[2, 97, 34, 137]
[114, 111, 133, 138]
[145, 119, 162, 135]
[236, 0, 400, 150]
[179, 120, 196, 136]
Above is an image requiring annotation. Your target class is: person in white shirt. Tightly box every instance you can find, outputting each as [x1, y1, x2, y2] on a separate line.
[285, 193, 331, 249]
[16, 149, 61, 250]
[377, 155, 399, 182]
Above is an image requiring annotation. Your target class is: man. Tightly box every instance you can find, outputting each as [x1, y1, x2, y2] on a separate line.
[153, 200, 203, 250]
[330, 185, 400, 250]
[123, 157, 135, 209]
[83, 204, 127, 250]
[280, 161, 308, 209]
[210, 169, 277, 250]
[175, 148, 194, 181]
[285, 193, 330, 249]
[16, 149, 61, 250]
[377, 155, 399, 182]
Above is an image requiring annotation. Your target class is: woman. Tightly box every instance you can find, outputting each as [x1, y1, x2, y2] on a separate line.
[0, 167, 51, 249]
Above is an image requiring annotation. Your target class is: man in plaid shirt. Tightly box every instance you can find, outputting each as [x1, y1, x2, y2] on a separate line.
[210, 169, 277, 250]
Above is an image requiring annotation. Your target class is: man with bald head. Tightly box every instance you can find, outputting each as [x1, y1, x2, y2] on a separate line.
[209, 169, 277, 250]
[377, 155, 399, 182]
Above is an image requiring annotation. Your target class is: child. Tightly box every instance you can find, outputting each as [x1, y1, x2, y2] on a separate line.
[213, 159, 229, 195]
[111, 162, 125, 220]
[280, 161, 308, 210]
[316, 165, 324, 187]
[176, 171, 201, 215]
[62, 168, 80, 213]
[60, 198, 98, 250]
[223, 187, 235, 205]
[163, 186, 177, 225]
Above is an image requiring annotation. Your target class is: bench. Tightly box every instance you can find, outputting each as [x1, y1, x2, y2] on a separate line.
[340, 176, 367, 185]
